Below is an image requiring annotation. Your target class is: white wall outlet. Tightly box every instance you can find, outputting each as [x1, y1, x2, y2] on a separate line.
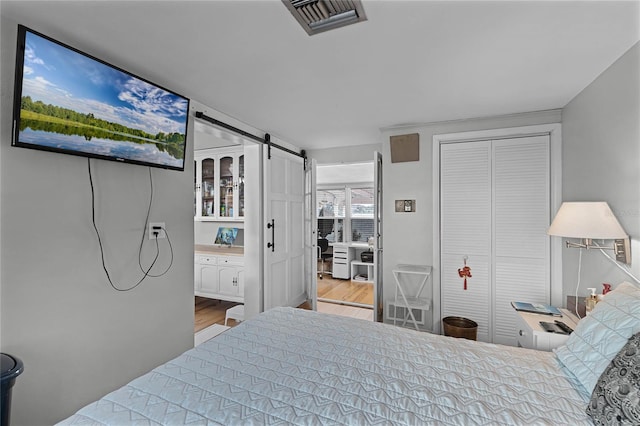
[149, 222, 166, 239]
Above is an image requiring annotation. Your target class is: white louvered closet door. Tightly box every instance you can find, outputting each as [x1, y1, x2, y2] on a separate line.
[492, 136, 550, 345]
[440, 135, 550, 345]
[440, 141, 492, 342]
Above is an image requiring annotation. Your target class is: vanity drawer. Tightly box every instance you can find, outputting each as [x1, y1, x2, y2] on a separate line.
[196, 255, 217, 265]
[218, 256, 243, 266]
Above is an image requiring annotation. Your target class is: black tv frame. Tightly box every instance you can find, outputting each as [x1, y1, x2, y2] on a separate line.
[11, 24, 190, 172]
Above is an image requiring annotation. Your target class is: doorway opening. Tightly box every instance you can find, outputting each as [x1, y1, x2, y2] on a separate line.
[192, 107, 310, 339]
[314, 162, 376, 319]
[192, 112, 256, 339]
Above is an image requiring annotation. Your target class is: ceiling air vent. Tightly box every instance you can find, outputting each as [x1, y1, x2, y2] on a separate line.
[282, 0, 367, 36]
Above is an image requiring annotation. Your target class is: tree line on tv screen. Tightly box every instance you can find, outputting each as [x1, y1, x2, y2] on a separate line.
[20, 96, 185, 156]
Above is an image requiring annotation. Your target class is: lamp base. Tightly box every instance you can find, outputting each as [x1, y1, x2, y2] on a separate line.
[566, 295, 586, 317]
[566, 237, 631, 265]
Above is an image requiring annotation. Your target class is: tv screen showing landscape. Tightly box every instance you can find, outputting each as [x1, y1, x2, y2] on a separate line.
[12, 25, 190, 171]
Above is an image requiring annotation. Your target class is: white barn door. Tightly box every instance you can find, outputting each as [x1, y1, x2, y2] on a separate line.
[440, 135, 550, 345]
[263, 148, 306, 310]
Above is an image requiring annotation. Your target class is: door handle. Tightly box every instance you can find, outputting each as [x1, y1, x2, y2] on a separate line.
[267, 219, 275, 252]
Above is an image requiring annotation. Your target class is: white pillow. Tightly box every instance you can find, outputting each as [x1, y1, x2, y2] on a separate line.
[554, 281, 640, 394]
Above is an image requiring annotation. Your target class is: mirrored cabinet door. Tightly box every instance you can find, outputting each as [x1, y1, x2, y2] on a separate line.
[201, 157, 215, 217]
[219, 156, 234, 217]
[238, 154, 245, 218]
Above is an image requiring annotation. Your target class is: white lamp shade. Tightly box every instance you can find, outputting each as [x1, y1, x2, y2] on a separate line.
[548, 202, 628, 239]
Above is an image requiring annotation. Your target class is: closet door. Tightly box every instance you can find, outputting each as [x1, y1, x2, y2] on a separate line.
[440, 141, 492, 342]
[440, 135, 550, 344]
[492, 136, 549, 345]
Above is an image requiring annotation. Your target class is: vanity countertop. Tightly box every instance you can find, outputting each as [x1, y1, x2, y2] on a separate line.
[195, 244, 244, 256]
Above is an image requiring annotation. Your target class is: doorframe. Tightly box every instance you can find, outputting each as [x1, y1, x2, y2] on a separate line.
[305, 159, 318, 311]
[310, 160, 378, 312]
[373, 151, 383, 322]
[243, 143, 263, 319]
[431, 123, 562, 334]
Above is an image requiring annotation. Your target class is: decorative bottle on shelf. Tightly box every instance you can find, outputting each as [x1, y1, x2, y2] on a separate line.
[585, 287, 598, 315]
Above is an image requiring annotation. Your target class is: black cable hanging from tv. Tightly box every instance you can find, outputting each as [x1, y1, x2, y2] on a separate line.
[194, 111, 306, 165]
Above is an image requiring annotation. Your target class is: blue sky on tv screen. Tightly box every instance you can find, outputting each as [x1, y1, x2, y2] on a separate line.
[22, 30, 188, 136]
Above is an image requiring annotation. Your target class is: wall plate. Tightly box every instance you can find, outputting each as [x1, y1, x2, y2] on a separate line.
[395, 200, 415, 212]
[149, 222, 166, 239]
[614, 238, 631, 264]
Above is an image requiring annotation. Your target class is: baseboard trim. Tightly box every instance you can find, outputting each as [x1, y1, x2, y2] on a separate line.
[194, 323, 230, 347]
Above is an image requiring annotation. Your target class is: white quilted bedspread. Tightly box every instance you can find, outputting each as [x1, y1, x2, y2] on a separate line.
[59, 307, 591, 425]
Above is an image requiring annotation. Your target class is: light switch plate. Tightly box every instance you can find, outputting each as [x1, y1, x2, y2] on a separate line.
[395, 200, 415, 212]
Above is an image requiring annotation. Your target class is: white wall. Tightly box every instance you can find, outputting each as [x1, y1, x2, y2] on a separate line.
[561, 42, 640, 294]
[381, 110, 562, 330]
[306, 143, 382, 164]
[0, 17, 194, 425]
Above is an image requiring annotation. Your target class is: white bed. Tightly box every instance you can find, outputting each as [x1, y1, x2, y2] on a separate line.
[59, 306, 597, 425]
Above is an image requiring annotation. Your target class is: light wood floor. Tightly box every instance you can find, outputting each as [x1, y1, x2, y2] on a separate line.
[195, 276, 374, 332]
[194, 297, 243, 332]
[299, 301, 373, 321]
[318, 276, 373, 306]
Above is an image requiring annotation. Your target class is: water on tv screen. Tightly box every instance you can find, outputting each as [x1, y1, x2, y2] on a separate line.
[12, 25, 190, 171]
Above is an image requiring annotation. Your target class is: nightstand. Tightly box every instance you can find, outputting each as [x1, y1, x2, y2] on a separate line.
[514, 308, 580, 351]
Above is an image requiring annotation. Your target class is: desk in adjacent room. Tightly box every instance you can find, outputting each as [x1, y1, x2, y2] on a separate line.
[330, 242, 375, 281]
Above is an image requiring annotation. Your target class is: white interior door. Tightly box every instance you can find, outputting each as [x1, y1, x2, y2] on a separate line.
[263, 148, 306, 310]
[373, 151, 383, 322]
[305, 158, 317, 310]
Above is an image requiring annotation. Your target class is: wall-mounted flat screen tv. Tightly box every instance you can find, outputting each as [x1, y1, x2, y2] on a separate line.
[12, 25, 190, 171]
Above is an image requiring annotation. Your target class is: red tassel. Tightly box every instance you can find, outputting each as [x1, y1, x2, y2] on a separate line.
[458, 261, 472, 291]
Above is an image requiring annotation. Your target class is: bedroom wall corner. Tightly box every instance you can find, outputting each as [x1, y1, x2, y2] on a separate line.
[0, 15, 194, 426]
[561, 42, 640, 295]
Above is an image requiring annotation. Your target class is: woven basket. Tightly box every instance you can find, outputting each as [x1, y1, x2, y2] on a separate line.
[442, 316, 478, 341]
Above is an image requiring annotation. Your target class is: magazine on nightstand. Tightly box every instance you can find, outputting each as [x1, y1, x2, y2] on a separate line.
[511, 301, 563, 316]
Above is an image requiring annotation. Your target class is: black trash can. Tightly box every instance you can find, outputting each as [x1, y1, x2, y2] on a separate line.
[1, 353, 24, 426]
[442, 316, 478, 341]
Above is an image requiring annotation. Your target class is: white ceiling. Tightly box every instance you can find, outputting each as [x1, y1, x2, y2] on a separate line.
[2, 1, 639, 151]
